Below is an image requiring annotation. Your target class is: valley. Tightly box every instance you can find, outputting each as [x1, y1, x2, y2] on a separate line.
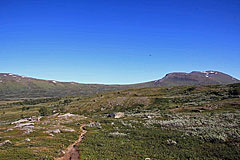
[0, 82, 239, 159]
[2, 0, 240, 159]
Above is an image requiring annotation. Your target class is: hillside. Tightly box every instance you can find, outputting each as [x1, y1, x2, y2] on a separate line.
[0, 83, 239, 159]
[0, 73, 130, 99]
[0, 71, 239, 99]
[153, 71, 239, 86]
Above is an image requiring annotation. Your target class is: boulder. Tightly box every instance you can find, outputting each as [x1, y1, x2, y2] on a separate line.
[167, 139, 177, 145]
[47, 129, 61, 134]
[51, 129, 61, 134]
[0, 140, 12, 146]
[49, 133, 54, 137]
[107, 112, 125, 118]
[25, 138, 31, 142]
[115, 112, 125, 119]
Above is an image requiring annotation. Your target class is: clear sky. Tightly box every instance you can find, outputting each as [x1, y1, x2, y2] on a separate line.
[0, 0, 240, 84]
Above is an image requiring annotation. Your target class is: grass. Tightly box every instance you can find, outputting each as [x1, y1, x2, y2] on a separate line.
[0, 83, 239, 159]
[80, 118, 240, 160]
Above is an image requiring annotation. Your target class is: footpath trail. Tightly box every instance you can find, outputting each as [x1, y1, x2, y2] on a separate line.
[54, 124, 87, 160]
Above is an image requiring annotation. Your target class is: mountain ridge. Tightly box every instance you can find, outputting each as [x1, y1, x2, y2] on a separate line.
[153, 71, 239, 86]
[0, 71, 239, 99]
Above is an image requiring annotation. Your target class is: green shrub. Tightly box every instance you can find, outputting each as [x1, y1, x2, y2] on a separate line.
[229, 88, 240, 96]
[39, 106, 50, 116]
[22, 106, 30, 111]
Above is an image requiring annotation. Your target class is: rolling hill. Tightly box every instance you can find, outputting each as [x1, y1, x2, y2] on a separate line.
[0, 71, 239, 99]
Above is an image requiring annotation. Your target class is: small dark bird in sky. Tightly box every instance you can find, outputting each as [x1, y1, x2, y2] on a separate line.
[149, 54, 152, 56]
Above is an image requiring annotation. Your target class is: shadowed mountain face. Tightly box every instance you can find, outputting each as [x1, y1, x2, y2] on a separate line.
[0, 71, 239, 99]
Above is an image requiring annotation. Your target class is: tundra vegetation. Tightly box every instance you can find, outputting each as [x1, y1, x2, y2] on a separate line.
[0, 83, 239, 159]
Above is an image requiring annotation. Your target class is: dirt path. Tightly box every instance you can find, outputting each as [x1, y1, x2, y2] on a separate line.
[54, 124, 87, 160]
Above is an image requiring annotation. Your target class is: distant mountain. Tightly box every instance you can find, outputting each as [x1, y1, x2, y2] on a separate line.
[0, 73, 129, 99]
[0, 71, 239, 99]
[153, 71, 239, 86]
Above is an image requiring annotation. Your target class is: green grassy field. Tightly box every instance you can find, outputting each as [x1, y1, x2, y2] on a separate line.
[0, 83, 239, 159]
[80, 117, 240, 160]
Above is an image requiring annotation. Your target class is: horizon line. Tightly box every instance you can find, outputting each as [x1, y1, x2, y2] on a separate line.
[1, 70, 239, 85]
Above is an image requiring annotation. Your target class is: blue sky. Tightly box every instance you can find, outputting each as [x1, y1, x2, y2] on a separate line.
[0, 0, 240, 84]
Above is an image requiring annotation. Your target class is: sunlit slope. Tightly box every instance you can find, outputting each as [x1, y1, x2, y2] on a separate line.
[0, 71, 239, 99]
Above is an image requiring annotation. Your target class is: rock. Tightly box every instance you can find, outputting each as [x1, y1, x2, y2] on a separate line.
[61, 150, 65, 155]
[21, 125, 34, 134]
[0, 140, 12, 146]
[6, 128, 13, 132]
[49, 129, 61, 134]
[107, 112, 125, 119]
[31, 116, 42, 121]
[22, 125, 34, 129]
[34, 126, 45, 129]
[11, 116, 41, 125]
[61, 128, 75, 132]
[24, 129, 33, 134]
[87, 122, 102, 129]
[58, 113, 76, 118]
[49, 113, 60, 118]
[109, 132, 127, 137]
[115, 112, 125, 119]
[15, 123, 34, 128]
[11, 119, 28, 124]
[167, 139, 177, 145]
[52, 129, 61, 134]
[49, 133, 54, 137]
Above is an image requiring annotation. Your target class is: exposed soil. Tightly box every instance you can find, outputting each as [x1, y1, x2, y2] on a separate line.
[54, 124, 87, 160]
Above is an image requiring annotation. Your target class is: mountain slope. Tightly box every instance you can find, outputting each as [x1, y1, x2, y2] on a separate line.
[153, 71, 239, 86]
[0, 71, 239, 99]
[0, 73, 130, 99]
